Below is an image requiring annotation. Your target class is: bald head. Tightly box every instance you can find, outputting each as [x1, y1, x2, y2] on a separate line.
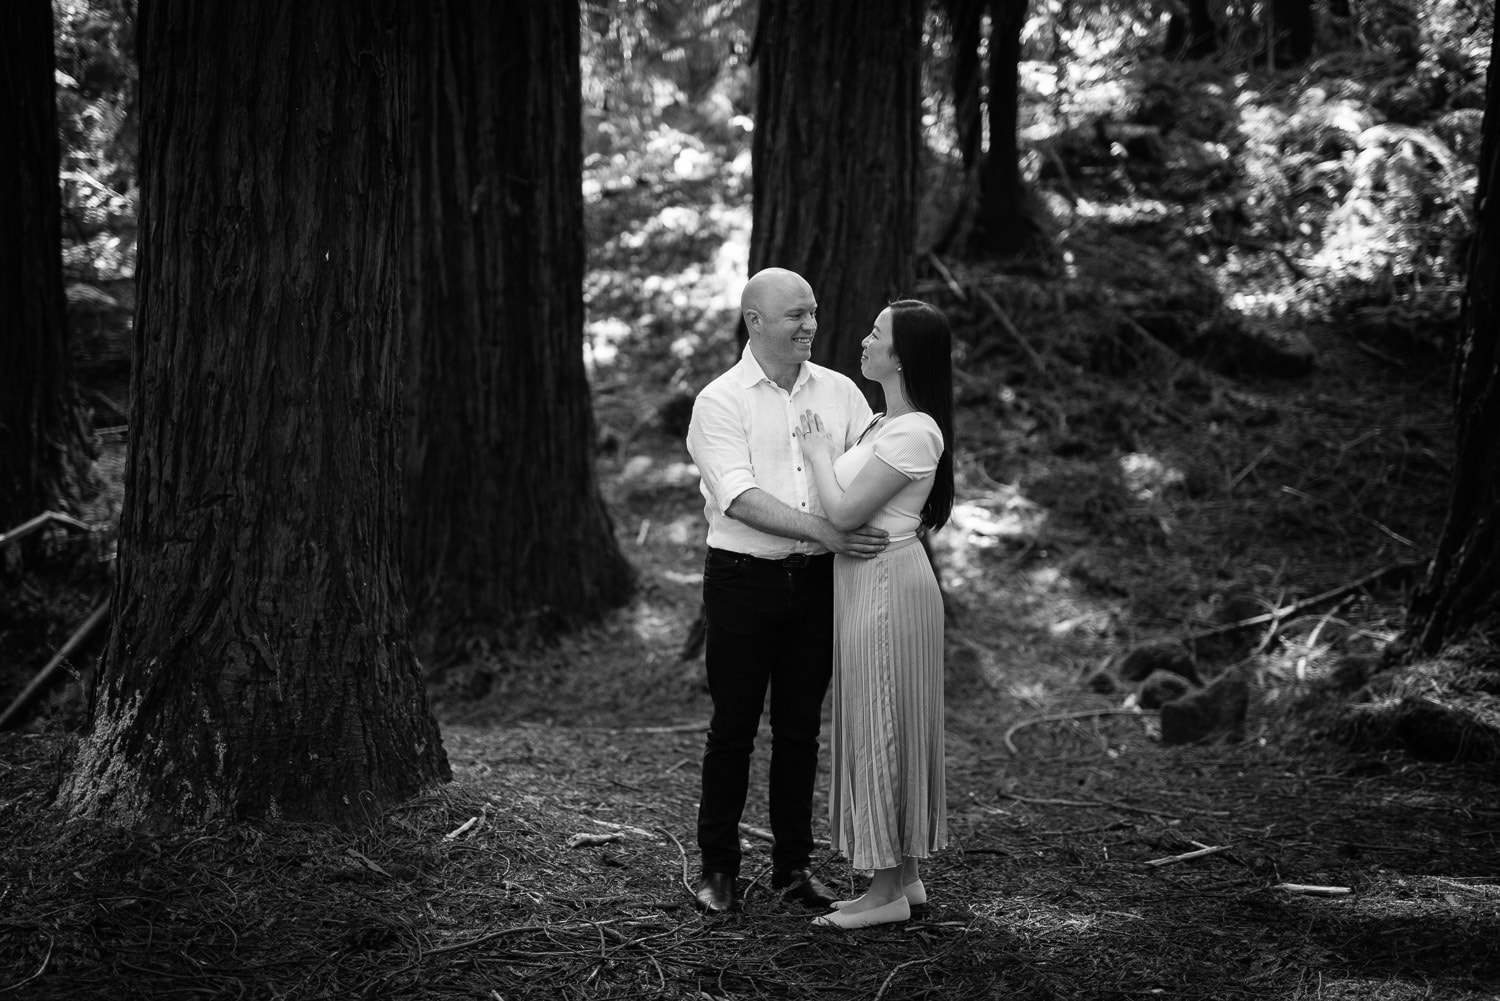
[742, 268, 812, 326]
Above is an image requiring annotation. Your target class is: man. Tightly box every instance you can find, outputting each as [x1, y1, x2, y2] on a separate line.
[685, 267, 888, 913]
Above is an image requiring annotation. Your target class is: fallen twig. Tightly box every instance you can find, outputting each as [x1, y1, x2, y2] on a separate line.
[973, 286, 1048, 374]
[0, 511, 91, 549]
[1002, 707, 1144, 755]
[1280, 485, 1416, 548]
[657, 826, 693, 894]
[1182, 561, 1425, 643]
[567, 832, 623, 849]
[874, 955, 938, 1001]
[1274, 883, 1352, 897]
[1144, 844, 1230, 867]
[739, 822, 830, 848]
[925, 251, 967, 302]
[444, 817, 479, 840]
[0, 599, 109, 731]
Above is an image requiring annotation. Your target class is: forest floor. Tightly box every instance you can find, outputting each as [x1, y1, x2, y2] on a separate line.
[4, 288, 1499, 998]
[5, 52, 1500, 1001]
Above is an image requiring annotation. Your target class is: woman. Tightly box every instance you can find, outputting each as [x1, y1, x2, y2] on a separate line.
[795, 299, 955, 929]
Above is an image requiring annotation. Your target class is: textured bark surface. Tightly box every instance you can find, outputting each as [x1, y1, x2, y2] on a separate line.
[404, 0, 633, 654]
[974, 0, 1029, 258]
[0, 0, 93, 522]
[749, 0, 922, 379]
[1405, 25, 1500, 654]
[60, 0, 449, 826]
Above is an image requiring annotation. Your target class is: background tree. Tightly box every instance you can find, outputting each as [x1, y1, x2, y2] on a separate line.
[60, 0, 449, 826]
[1402, 22, 1500, 656]
[404, 0, 634, 657]
[945, 0, 986, 173]
[0, 0, 94, 523]
[972, 0, 1035, 259]
[1165, 0, 1218, 59]
[748, 0, 924, 377]
[1268, 0, 1315, 67]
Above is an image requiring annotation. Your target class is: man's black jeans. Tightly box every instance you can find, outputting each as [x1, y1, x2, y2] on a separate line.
[697, 548, 835, 877]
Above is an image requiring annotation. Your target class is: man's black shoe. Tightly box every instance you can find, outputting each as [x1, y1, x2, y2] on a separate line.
[693, 872, 737, 914]
[772, 867, 838, 908]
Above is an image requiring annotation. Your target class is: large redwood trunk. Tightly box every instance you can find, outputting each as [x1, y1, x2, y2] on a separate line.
[749, 0, 922, 379]
[1404, 24, 1500, 654]
[404, 0, 632, 656]
[60, 0, 449, 827]
[0, 0, 93, 523]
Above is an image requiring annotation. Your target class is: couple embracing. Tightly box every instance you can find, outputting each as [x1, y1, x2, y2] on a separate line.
[685, 267, 956, 929]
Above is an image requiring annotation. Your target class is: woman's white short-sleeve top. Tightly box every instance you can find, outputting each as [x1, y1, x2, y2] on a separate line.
[832, 412, 943, 542]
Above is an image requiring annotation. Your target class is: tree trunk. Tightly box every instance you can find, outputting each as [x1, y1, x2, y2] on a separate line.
[749, 0, 922, 379]
[1404, 23, 1500, 655]
[947, 0, 984, 173]
[404, 0, 633, 657]
[59, 0, 449, 827]
[1165, 0, 1218, 60]
[973, 0, 1030, 258]
[0, 0, 93, 524]
[1270, 0, 1316, 66]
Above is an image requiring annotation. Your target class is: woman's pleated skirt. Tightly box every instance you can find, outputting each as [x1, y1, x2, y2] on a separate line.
[829, 537, 947, 872]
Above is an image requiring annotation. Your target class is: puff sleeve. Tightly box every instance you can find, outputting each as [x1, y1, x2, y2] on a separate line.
[872, 414, 943, 479]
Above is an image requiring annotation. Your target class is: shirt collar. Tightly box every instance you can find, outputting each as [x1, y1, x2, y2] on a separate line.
[734, 342, 820, 391]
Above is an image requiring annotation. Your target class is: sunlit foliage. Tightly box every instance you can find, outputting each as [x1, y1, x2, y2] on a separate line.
[53, 0, 136, 282]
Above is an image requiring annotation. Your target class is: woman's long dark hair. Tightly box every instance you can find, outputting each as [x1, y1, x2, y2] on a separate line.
[888, 299, 955, 531]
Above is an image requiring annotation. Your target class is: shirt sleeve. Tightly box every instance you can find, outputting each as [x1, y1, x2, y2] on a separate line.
[872, 415, 943, 479]
[686, 384, 758, 516]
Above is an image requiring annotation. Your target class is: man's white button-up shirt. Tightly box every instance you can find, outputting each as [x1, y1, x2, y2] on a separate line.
[686, 344, 874, 558]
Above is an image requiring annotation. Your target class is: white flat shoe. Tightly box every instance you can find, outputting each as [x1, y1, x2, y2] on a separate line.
[811, 895, 911, 929]
[830, 879, 926, 910]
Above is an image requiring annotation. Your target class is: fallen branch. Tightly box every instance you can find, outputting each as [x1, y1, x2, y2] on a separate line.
[973, 286, 1048, 375]
[0, 511, 91, 549]
[1274, 883, 1352, 897]
[657, 826, 693, 894]
[1002, 707, 1144, 755]
[875, 955, 939, 1001]
[1144, 844, 1230, 867]
[925, 251, 967, 302]
[567, 832, 623, 849]
[0, 599, 109, 731]
[1280, 485, 1416, 549]
[739, 822, 830, 848]
[1182, 561, 1425, 643]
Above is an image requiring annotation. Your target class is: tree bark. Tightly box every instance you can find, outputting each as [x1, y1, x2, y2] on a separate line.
[404, 0, 633, 657]
[973, 0, 1030, 258]
[1404, 23, 1500, 655]
[749, 0, 922, 379]
[0, 0, 93, 523]
[59, 0, 449, 827]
